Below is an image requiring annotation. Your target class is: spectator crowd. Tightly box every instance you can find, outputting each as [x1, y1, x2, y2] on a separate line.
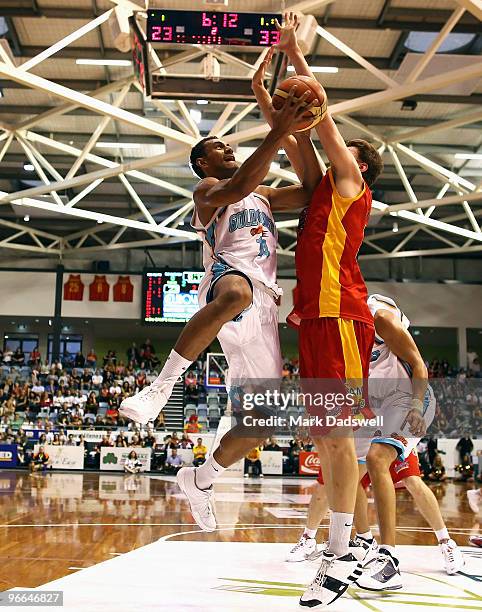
[0, 343, 480, 479]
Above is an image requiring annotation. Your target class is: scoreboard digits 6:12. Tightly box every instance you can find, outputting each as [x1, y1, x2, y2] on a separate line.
[146, 10, 281, 47]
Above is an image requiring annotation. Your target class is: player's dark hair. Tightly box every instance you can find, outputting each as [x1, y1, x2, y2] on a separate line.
[346, 139, 384, 187]
[189, 136, 218, 179]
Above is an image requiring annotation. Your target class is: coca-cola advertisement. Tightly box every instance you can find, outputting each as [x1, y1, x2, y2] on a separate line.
[299, 451, 320, 475]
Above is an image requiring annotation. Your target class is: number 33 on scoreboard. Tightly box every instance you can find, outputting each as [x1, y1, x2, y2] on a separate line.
[259, 30, 281, 45]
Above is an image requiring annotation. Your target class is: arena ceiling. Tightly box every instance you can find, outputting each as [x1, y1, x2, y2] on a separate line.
[0, 0, 481, 267]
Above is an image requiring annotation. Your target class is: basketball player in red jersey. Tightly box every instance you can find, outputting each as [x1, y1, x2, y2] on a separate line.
[275, 14, 384, 608]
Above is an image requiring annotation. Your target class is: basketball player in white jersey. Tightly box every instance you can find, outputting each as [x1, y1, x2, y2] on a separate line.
[357, 294, 464, 589]
[286, 295, 463, 582]
[120, 89, 322, 531]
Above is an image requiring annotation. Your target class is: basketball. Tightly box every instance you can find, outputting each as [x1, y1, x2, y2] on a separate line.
[272, 75, 327, 132]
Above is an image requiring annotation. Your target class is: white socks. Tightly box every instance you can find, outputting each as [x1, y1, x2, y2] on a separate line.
[196, 454, 227, 490]
[328, 511, 353, 557]
[356, 530, 374, 541]
[435, 527, 450, 542]
[154, 350, 191, 387]
[304, 528, 318, 539]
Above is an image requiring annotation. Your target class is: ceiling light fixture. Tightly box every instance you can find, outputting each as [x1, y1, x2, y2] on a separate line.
[197, 99, 209, 105]
[96, 142, 142, 149]
[454, 153, 482, 160]
[287, 65, 338, 73]
[23, 163, 34, 171]
[76, 59, 132, 66]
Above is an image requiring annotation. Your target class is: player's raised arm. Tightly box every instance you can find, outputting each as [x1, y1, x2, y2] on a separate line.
[276, 12, 382, 199]
[251, 47, 306, 182]
[251, 49, 323, 211]
[262, 132, 322, 211]
[193, 88, 310, 211]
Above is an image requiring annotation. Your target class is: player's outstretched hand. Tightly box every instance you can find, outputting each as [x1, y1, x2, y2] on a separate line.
[271, 87, 310, 136]
[252, 48, 275, 127]
[404, 408, 427, 438]
[275, 11, 299, 53]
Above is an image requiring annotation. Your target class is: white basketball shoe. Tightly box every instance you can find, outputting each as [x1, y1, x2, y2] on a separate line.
[356, 548, 402, 591]
[177, 467, 217, 532]
[286, 534, 325, 562]
[439, 539, 464, 575]
[299, 550, 363, 608]
[119, 380, 173, 424]
[350, 535, 378, 566]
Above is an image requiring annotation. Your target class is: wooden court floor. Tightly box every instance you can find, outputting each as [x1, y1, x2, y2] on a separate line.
[0, 470, 478, 592]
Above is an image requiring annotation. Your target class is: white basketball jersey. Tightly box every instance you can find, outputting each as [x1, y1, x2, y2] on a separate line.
[191, 191, 279, 293]
[367, 294, 412, 397]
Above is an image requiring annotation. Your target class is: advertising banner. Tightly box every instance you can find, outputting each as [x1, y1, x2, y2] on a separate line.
[24, 429, 47, 441]
[67, 430, 108, 443]
[100, 446, 151, 472]
[299, 451, 320, 475]
[0, 444, 18, 468]
[34, 444, 84, 470]
[260, 450, 283, 475]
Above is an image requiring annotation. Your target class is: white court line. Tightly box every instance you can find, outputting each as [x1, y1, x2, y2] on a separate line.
[159, 526, 307, 541]
[0, 523, 476, 536]
[159, 524, 476, 541]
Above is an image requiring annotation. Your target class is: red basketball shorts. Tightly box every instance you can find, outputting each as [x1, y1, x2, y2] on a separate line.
[360, 449, 421, 489]
[299, 317, 374, 435]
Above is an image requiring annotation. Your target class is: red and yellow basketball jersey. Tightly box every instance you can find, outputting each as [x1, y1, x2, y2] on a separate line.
[113, 275, 133, 302]
[294, 168, 372, 325]
[63, 274, 84, 301]
[89, 275, 110, 301]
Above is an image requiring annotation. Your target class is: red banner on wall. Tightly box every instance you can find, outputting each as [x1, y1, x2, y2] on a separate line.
[89, 275, 110, 301]
[113, 275, 134, 302]
[63, 274, 84, 301]
[299, 451, 320, 475]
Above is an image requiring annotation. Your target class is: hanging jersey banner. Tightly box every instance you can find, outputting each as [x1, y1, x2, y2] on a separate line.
[113, 275, 134, 302]
[89, 275, 110, 301]
[64, 274, 84, 301]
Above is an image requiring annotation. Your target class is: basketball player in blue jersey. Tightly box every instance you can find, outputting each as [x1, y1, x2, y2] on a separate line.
[121, 87, 323, 531]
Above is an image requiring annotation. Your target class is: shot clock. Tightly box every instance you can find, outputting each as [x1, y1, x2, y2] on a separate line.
[146, 10, 281, 47]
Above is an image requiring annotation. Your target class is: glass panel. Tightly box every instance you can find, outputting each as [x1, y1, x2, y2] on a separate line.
[3, 339, 20, 352]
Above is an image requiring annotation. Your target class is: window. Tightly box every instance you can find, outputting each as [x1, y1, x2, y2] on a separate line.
[47, 334, 83, 365]
[3, 334, 39, 361]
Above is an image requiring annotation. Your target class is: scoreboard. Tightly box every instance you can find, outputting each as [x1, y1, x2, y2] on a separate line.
[146, 10, 281, 47]
[143, 270, 204, 324]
